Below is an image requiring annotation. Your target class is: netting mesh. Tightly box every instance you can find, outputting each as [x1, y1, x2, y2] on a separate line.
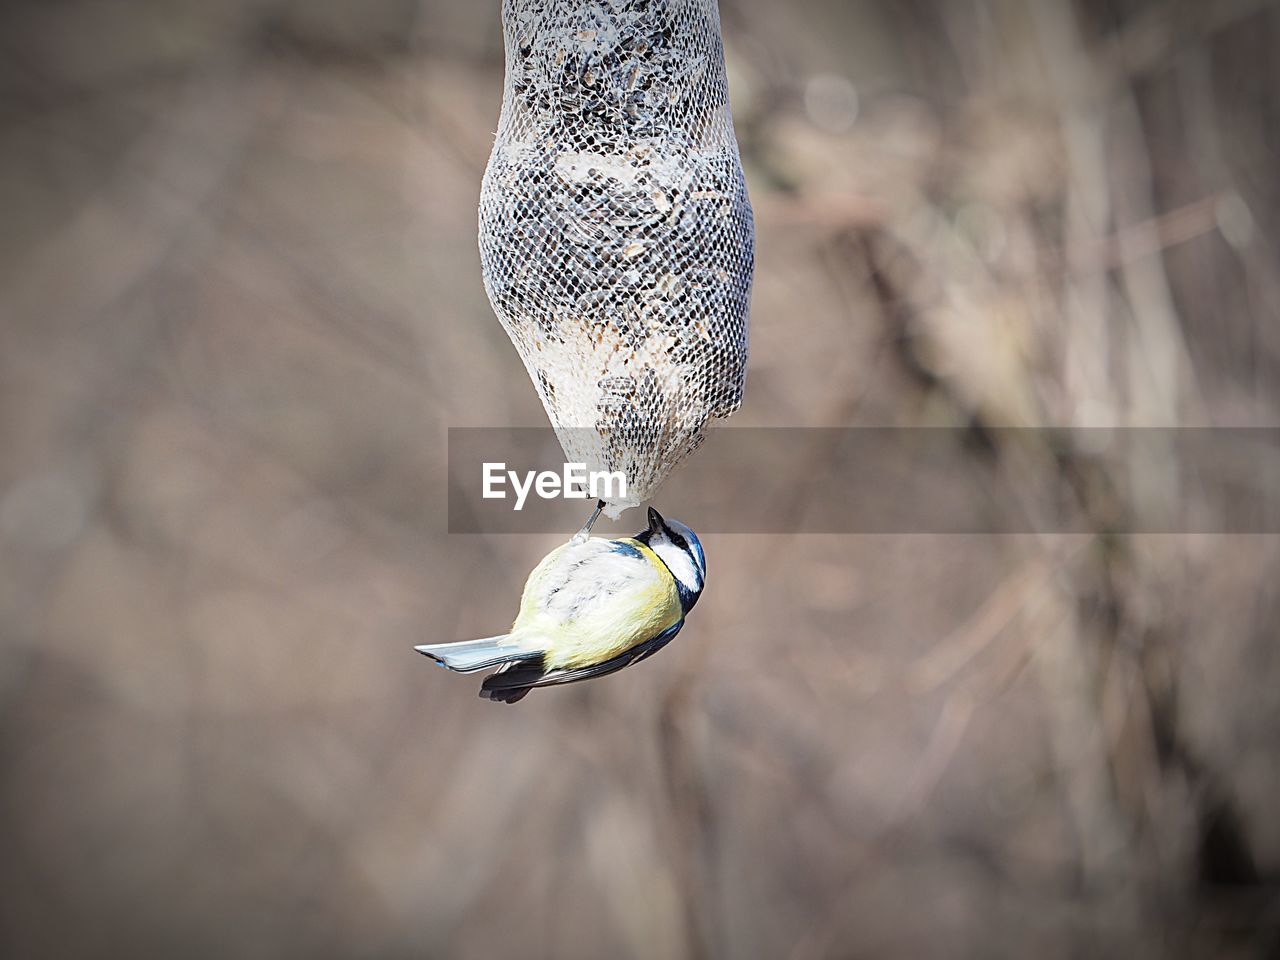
[479, 0, 754, 516]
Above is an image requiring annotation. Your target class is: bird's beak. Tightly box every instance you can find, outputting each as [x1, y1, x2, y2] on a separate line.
[647, 506, 665, 534]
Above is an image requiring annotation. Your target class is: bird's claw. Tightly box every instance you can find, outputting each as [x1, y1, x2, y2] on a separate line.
[570, 499, 605, 544]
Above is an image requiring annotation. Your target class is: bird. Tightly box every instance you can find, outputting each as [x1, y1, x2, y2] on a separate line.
[415, 507, 705, 703]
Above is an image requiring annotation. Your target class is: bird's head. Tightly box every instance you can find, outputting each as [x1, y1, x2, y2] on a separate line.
[636, 507, 705, 612]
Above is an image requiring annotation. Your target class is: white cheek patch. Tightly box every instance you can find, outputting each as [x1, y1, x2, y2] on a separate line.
[653, 540, 701, 592]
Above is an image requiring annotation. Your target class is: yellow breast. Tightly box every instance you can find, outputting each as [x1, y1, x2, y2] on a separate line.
[511, 537, 682, 669]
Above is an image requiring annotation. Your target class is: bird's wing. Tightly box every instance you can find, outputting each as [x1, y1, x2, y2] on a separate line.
[479, 619, 683, 702]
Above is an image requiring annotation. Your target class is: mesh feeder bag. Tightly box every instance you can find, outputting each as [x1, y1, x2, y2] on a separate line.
[479, 0, 754, 517]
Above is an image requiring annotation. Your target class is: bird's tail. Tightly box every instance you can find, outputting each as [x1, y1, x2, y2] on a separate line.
[414, 636, 535, 674]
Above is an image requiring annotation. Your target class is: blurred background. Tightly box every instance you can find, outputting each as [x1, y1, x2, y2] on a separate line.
[2, 0, 1279, 956]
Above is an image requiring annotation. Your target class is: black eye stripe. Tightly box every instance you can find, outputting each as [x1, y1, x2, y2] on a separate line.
[652, 523, 704, 579]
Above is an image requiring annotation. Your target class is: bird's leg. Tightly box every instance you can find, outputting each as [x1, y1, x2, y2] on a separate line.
[570, 499, 605, 544]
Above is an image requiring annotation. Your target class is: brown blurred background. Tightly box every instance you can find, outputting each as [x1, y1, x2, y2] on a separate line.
[2, 0, 1279, 956]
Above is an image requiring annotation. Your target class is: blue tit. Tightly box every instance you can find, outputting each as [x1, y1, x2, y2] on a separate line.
[415, 507, 705, 703]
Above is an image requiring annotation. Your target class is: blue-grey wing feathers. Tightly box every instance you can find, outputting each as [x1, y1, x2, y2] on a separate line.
[478, 620, 684, 703]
